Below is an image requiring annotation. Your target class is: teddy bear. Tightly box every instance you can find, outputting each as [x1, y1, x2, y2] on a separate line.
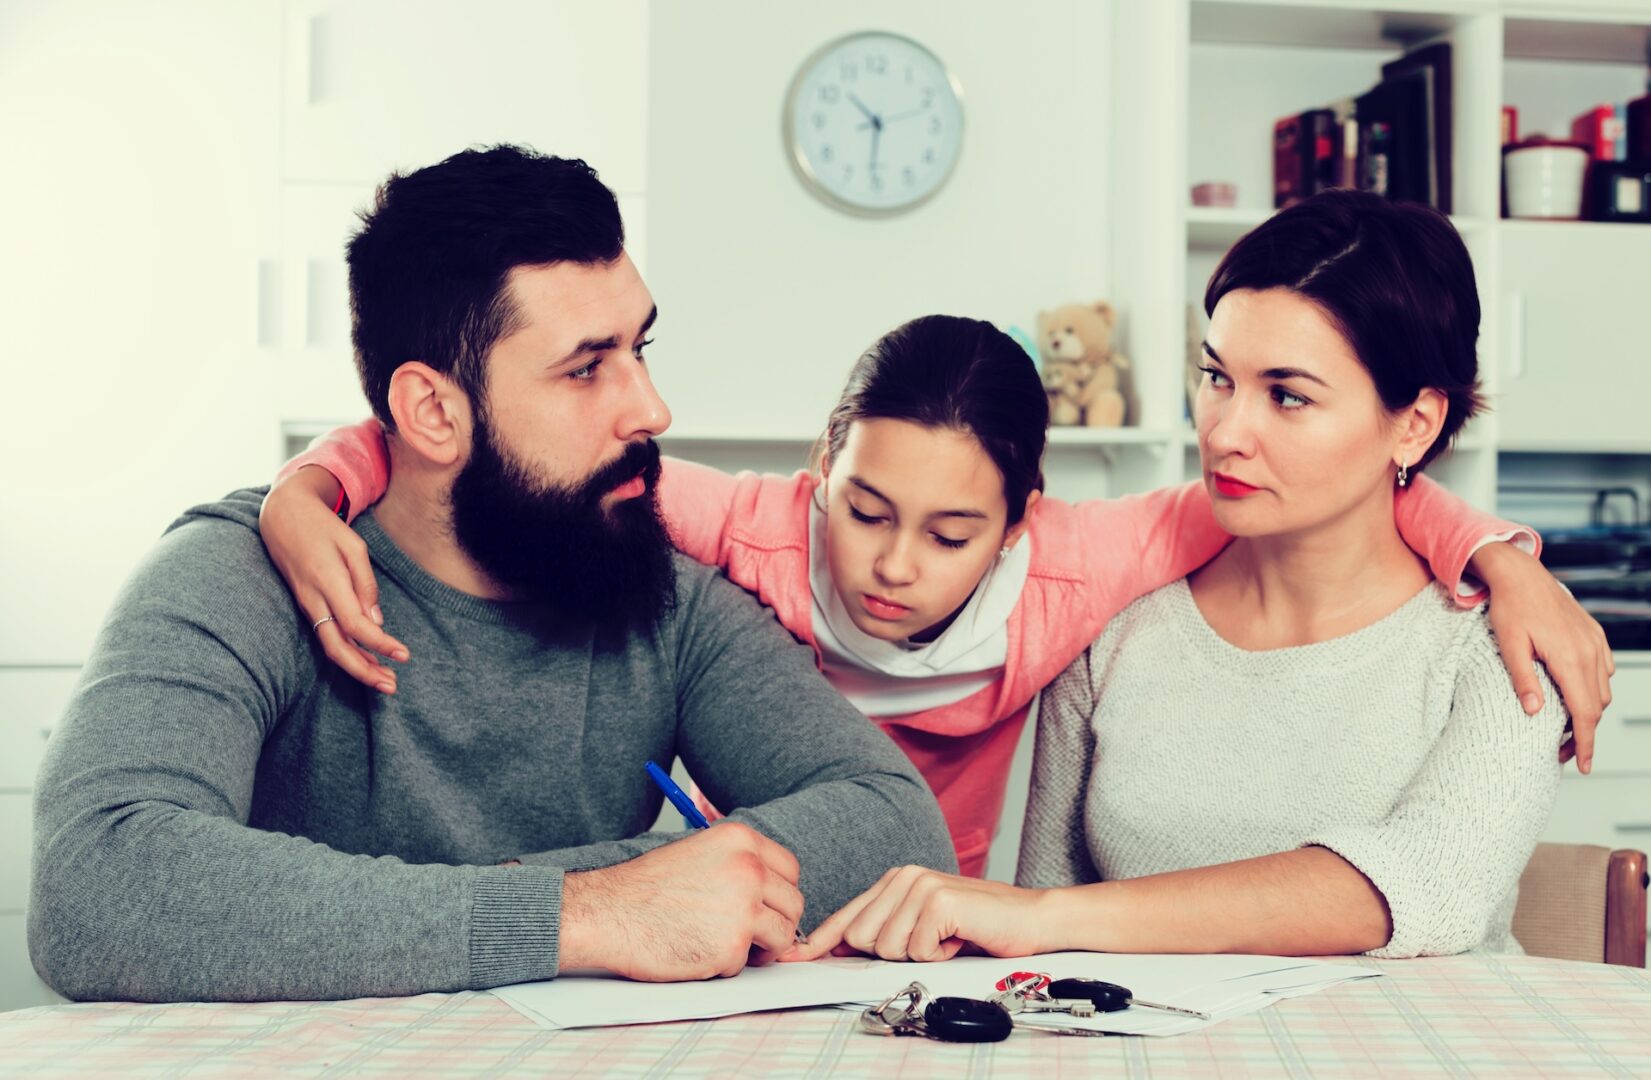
[1036, 300, 1133, 427]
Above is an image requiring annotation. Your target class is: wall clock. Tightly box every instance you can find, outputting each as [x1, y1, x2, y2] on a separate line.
[783, 31, 965, 216]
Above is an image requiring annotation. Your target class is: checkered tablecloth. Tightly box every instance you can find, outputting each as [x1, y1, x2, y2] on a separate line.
[1, 955, 1647, 1078]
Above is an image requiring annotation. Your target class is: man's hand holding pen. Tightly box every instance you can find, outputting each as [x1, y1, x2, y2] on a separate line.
[559, 823, 806, 981]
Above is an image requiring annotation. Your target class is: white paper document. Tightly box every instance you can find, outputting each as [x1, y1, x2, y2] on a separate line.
[490, 951, 1382, 1037]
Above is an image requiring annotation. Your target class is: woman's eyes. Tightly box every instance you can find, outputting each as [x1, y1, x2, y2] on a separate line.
[1201, 366, 1310, 409]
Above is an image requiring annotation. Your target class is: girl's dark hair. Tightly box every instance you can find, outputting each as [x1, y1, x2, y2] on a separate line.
[346, 144, 624, 427]
[818, 315, 1048, 526]
[1204, 189, 1484, 472]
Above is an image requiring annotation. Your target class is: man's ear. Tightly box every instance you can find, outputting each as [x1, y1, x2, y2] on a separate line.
[386, 361, 469, 467]
[1395, 388, 1448, 471]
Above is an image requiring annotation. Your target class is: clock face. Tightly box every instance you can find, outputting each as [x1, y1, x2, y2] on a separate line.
[783, 32, 964, 215]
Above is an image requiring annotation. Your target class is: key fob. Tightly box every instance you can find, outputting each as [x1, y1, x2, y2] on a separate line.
[924, 996, 1014, 1042]
[1046, 978, 1132, 1013]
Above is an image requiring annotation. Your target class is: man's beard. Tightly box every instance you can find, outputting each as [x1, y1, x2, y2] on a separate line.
[448, 416, 675, 633]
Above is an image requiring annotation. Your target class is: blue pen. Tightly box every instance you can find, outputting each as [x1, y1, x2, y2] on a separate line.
[646, 760, 711, 829]
[644, 761, 805, 942]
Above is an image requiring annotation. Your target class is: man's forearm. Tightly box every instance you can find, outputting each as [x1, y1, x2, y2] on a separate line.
[31, 799, 563, 1002]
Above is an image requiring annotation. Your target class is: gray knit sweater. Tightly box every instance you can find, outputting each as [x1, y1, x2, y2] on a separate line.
[30, 488, 955, 1002]
[1016, 579, 1565, 957]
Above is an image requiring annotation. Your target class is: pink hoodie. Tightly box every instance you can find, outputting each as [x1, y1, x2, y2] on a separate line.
[279, 420, 1533, 876]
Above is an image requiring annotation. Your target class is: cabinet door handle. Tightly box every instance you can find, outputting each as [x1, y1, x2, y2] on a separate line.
[1616, 824, 1651, 834]
[1504, 291, 1526, 380]
[1621, 717, 1651, 726]
[305, 14, 328, 105]
[256, 258, 280, 347]
[305, 259, 326, 347]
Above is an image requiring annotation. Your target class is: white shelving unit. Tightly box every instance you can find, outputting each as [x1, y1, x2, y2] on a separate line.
[1126, 0, 1651, 871]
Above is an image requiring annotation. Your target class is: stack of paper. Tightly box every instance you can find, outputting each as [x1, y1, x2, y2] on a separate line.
[491, 951, 1382, 1037]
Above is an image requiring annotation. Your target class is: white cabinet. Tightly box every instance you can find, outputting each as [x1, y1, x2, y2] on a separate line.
[0, 0, 284, 665]
[1498, 225, 1651, 453]
[1545, 654, 1651, 851]
[0, 795, 28, 916]
[0, 668, 71, 1009]
[281, 0, 648, 193]
[0, 670, 76, 793]
[279, 183, 381, 423]
[0, 914, 61, 1013]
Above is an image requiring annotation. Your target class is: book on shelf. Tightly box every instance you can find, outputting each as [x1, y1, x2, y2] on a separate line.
[1571, 104, 1627, 161]
[1355, 63, 1438, 209]
[1272, 108, 1337, 208]
[1380, 42, 1452, 214]
[1269, 43, 1451, 212]
[1628, 95, 1651, 162]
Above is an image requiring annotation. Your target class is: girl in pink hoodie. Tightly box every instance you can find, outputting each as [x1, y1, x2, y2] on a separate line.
[260, 315, 1606, 876]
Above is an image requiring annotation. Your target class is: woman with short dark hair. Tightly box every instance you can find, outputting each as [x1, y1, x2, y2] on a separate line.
[789, 191, 1571, 961]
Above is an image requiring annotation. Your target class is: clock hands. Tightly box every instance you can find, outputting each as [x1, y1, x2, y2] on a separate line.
[846, 91, 882, 131]
[868, 106, 926, 127]
[846, 91, 885, 187]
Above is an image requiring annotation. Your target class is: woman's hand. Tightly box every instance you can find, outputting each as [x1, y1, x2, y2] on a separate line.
[1470, 541, 1613, 773]
[779, 866, 1048, 963]
[259, 465, 408, 692]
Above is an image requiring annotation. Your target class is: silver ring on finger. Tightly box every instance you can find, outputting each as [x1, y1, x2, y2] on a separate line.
[311, 615, 337, 633]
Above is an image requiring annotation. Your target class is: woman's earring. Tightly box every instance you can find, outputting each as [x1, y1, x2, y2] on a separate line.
[999, 545, 1011, 561]
[1396, 460, 1409, 488]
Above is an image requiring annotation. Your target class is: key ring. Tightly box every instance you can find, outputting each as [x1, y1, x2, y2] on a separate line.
[859, 980, 1014, 1043]
[860, 981, 930, 1037]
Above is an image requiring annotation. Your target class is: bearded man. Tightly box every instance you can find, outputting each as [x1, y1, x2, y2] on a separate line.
[29, 146, 954, 1003]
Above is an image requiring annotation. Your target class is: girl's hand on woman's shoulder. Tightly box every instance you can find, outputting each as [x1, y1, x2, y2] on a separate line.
[259, 465, 409, 692]
[1473, 542, 1613, 773]
[779, 865, 1050, 963]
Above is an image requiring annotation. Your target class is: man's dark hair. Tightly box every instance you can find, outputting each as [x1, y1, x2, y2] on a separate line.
[346, 145, 625, 426]
[819, 315, 1048, 527]
[1204, 188, 1484, 472]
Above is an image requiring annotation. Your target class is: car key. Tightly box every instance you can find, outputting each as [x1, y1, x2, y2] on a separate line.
[923, 996, 1014, 1043]
[987, 972, 1050, 1011]
[1046, 977, 1211, 1020]
[1016, 996, 1097, 1017]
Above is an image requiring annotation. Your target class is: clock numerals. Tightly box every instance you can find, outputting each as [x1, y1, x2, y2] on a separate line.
[787, 33, 962, 214]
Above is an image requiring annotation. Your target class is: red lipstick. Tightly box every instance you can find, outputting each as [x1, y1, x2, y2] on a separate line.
[1211, 472, 1261, 498]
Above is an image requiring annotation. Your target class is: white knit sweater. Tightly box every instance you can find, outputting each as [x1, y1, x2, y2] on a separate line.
[1016, 579, 1567, 957]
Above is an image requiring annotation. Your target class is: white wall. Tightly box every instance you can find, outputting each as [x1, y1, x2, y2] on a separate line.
[645, 0, 1114, 438]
